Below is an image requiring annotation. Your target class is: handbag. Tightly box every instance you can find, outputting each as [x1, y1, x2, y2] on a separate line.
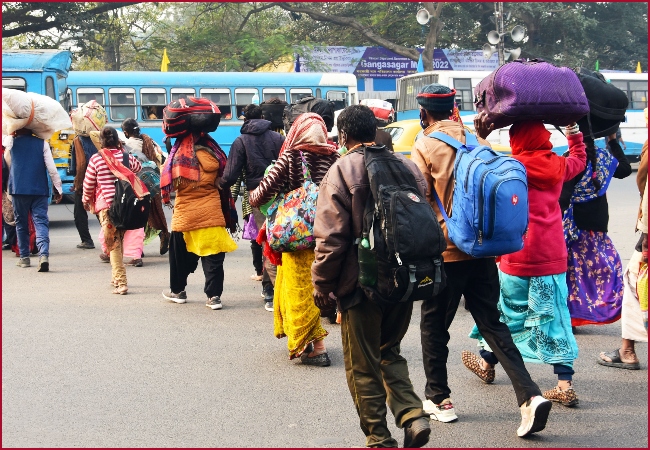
[242, 214, 259, 240]
[265, 152, 318, 252]
[474, 59, 589, 129]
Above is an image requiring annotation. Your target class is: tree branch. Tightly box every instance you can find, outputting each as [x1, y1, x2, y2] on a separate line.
[273, 3, 420, 61]
[237, 3, 277, 33]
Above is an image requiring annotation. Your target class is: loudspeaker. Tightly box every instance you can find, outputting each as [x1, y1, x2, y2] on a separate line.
[482, 44, 496, 60]
[487, 30, 501, 45]
[416, 9, 430, 25]
[511, 25, 526, 43]
[508, 47, 521, 60]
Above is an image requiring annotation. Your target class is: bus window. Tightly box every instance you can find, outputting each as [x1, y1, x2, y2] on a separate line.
[45, 76, 56, 100]
[235, 88, 259, 118]
[77, 88, 105, 106]
[262, 88, 286, 103]
[290, 88, 312, 103]
[326, 90, 347, 110]
[453, 78, 473, 111]
[629, 81, 648, 109]
[2, 77, 26, 91]
[171, 88, 195, 101]
[140, 88, 166, 120]
[200, 89, 232, 120]
[109, 88, 136, 122]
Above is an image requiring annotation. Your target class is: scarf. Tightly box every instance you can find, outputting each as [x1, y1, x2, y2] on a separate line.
[98, 148, 148, 199]
[278, 113, 337, 157]
[509, 121, 566, 190]
[160, 133, 237, 233]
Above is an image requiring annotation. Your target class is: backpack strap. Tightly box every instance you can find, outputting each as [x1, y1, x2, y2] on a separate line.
[122, 151, 129, 168]
[431, 187, 450, 223]
[428, 131, 464, 149]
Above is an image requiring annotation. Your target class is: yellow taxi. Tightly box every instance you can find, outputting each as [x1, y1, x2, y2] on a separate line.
[384, 119, 511, 157]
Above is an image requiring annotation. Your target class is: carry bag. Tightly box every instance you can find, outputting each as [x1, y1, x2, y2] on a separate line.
[71, 100, 107, 136]
[107, 153, 151, 230]
[428, 132, 529, 258]
[162, 97, 221, 138]
[282, 97, 335, 133]
[358, 145, 446, 304]
[242, 214, 259, 240]
[474, 59, 589, 129]
[265, 152, 318, 252]
[573, 68, 629, 138]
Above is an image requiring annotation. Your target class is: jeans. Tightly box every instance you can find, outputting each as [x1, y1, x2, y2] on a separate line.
[74, 190, 93, 245]
[420, 258, 541, 407]
[169, 231, 225, 299]
[12, 194, 49, 258]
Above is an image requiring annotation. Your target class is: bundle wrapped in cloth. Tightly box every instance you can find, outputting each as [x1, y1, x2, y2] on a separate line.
[2, 88, 72, 140]
[71, 100, 107, 136]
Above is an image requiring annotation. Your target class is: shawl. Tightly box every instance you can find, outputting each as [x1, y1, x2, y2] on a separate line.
[509, 121, 566, 190]
[98, 148, 148, 199]
[278, 113, 337, 157]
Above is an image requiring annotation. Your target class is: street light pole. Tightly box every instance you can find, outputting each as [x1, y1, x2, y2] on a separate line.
[495, 2, 505, 66]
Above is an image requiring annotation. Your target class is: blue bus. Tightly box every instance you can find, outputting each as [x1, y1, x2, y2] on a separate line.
[2, 49, 76, 196]
[396, 70, 648, 160]
[65, 71, 358, 153]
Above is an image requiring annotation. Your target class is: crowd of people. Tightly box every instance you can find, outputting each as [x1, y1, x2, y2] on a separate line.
[2, 84, 647, 448]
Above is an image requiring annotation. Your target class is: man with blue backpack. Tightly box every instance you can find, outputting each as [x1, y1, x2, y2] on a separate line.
[411, 84, 551, 438]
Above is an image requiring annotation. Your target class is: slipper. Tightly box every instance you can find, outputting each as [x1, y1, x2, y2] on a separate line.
[597, 349, 640, 370]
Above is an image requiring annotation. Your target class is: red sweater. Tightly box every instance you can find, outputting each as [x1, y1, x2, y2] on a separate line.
[500, 133, 586, 277]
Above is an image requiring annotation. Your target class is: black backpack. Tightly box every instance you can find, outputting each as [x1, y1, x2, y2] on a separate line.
[357, 145, 446, 304]
[282, 96, 335, 133]
[574, 67, 629, 138]
[108, 153, 151, 230]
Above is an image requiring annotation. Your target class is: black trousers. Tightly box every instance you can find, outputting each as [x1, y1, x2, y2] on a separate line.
[251, 240, 263, 275]
[169, 231, 225, 299]
[74, 190, 93, 244]
[420, 258, 541, 407]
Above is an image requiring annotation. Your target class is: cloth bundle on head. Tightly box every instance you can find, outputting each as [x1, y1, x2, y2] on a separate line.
[278, 112, 337, 157]
[416, 84, 456, 112]
[509, 121, 566, 190]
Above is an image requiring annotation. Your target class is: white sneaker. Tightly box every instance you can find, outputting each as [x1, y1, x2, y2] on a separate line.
[517, 395, 552, 437]
[423, 398, 458, 423]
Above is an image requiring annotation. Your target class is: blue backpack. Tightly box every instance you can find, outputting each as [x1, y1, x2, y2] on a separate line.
[428, 131, 529, 258]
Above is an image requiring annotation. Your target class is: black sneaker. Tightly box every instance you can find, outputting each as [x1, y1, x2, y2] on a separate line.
[163, 290, 187, 304]
[76, 242, 95, 249]
[300, 351, 331, 367]
[264, 301, 274, 312]
[206, 296, 222, 310]
[403, 417, 431, 448]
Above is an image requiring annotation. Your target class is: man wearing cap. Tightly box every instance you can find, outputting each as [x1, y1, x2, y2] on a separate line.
[411, 84, 550, 437]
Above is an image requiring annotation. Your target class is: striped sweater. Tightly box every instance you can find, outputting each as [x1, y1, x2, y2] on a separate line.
[82, 148, 142, 210]
[249, 150, 339, 207]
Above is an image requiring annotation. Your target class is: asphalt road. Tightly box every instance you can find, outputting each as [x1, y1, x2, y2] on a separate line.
[2, 170, 647, 448]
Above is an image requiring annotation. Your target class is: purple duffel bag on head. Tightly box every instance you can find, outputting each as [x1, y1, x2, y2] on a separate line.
[474, 59, 590, 129]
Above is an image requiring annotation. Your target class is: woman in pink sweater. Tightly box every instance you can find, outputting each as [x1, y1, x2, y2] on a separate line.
[468, 119, 586, 407]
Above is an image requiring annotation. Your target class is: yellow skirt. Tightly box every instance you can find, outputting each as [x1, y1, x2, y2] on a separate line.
[183, 226, 237, 256]
[274, 248, 328, 359]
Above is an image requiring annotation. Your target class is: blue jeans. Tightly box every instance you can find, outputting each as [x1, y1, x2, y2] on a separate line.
[12, 194, 49, 258]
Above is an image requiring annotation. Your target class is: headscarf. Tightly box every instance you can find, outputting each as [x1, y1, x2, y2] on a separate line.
[278, 112, 337, 157]
[509, 121, 566, 190]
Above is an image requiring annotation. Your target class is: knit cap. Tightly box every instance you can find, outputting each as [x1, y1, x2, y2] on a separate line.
[417, 84, 456, 112]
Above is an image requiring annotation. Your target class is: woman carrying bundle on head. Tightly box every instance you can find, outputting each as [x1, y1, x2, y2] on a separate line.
[250, 113, 339, 366]
[468, 116, 586, 407]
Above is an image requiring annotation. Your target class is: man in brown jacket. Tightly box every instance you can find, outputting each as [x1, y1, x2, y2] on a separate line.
[312, 105, 431, 448]
[411, 84, 549, 437]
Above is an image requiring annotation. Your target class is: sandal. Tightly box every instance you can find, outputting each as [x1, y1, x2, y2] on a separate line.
[543, 385, 579, 407]
[112, 285, 128, 295]
[597, 349, 640, 370]
[461, 350, 495, 384]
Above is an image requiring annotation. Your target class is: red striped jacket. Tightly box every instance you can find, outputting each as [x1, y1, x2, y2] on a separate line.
[249, 150, 339, 207]
[82, 148, 142, 210]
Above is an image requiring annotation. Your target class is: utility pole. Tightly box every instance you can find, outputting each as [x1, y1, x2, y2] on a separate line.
[495, 2, 505, 66]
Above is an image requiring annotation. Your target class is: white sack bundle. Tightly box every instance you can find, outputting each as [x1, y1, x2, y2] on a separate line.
[2, 88, 72, 140]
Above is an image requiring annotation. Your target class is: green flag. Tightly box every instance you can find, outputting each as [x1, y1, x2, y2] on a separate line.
[595, 60, 599, 71]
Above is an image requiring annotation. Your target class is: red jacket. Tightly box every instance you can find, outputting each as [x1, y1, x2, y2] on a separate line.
[500, 133, 586, 277]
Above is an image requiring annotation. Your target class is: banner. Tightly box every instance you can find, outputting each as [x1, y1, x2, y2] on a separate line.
[298, 46, 499, 77]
